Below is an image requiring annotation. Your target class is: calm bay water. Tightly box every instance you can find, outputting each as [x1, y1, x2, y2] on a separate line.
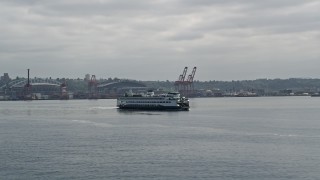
[1, 97, 320, 179]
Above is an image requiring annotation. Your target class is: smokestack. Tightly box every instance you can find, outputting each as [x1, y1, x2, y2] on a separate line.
[27, 69, 30, 86]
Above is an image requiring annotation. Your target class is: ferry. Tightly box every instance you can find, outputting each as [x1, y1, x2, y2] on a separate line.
[117, 91, 189, 111]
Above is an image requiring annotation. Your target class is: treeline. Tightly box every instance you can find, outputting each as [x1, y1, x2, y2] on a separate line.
[143, 78, 320, 93]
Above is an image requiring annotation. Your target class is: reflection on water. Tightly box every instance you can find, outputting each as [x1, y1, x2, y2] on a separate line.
[117, 109, 163, 116]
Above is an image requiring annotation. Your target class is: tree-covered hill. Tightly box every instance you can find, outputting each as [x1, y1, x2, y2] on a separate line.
[143, 78, 320, 93]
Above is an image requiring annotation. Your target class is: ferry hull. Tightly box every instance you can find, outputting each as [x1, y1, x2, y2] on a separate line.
[118, 105, 189, 111]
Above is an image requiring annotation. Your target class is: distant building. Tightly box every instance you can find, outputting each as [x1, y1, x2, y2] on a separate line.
[97, 81, 147, 98]
[0, 73, 10, 82]
[279, 89, 293, 95]
[84, 74, 90, 81]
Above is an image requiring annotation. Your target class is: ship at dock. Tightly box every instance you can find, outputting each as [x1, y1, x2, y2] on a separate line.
[117, 91, 190, 111]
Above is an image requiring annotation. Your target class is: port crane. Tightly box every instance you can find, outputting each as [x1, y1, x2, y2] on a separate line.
[178, 67, 188, 82]
[174, 66, 197, 97]
[186, 66, 197, 90]
[174, 67, 188, 92]
[88, 75, 98, 99]
[60, 79, 68, 99]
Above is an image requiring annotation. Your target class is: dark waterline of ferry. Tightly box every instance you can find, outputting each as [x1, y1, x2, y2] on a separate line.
[1, 97, 320, 179]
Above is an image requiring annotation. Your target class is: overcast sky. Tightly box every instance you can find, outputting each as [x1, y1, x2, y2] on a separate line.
[0, 0, 319, 81]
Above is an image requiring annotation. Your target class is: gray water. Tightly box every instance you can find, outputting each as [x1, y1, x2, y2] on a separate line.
[1, 97, 320, 179]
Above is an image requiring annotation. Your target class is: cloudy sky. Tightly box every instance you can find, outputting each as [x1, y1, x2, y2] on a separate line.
[0, 0, 319, 81]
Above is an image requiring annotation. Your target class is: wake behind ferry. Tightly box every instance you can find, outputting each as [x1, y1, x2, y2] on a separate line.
[117, 91, 189, 111]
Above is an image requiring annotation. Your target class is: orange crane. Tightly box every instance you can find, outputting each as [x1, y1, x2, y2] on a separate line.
[185, 67, 197, 96]
[178, 67, 188, 82]
[88, 75, 98, 99]
[60, 79, 69, 100]
[174, 67, 197, 97]
[174, 67, 188, 93]
[186, 67, 197, 83]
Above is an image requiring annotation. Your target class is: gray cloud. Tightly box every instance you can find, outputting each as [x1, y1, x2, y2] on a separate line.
[0, 0, 319, 80]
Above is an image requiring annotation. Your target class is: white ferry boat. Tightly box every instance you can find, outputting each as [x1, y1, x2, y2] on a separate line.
[117, 91, 189, 111]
